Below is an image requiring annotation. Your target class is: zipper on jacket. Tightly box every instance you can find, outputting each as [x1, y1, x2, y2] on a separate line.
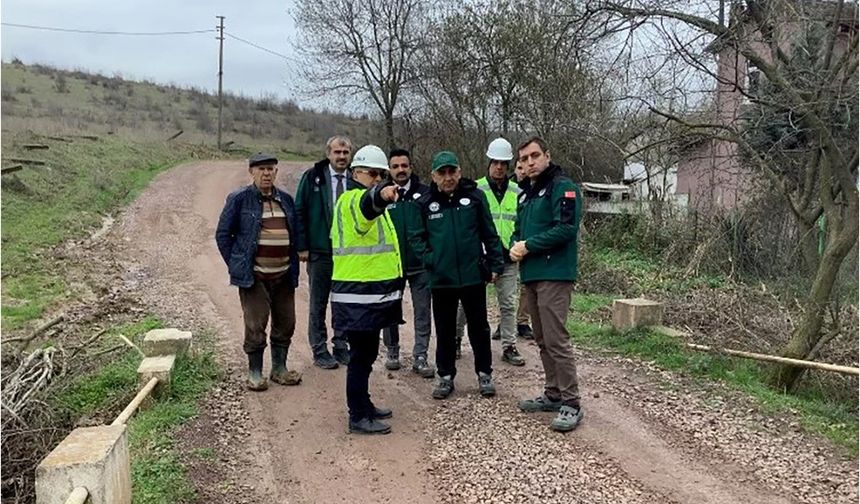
[451, 195, 462, 286]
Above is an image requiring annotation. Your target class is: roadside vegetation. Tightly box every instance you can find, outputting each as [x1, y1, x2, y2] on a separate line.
[1, 131, 210, 330]
[53, 319, 220, 504]
[571, 217, 858, 455]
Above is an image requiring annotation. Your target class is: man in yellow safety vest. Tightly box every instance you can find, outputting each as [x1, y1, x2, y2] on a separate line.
[475, 138, 526, 366]
[330, 144, 403, 435]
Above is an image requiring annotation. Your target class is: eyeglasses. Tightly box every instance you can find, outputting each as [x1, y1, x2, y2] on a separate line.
[359, 169, 385, 179]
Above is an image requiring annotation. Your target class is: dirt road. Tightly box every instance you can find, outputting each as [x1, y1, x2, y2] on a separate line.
[117, 160, 857, 504]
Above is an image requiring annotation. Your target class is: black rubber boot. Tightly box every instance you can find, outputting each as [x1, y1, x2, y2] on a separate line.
[270, 346, 302, 386]
[247, 350, 268, 391]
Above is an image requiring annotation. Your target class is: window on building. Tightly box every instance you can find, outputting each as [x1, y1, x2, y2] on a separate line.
[747, 61, 761, 96]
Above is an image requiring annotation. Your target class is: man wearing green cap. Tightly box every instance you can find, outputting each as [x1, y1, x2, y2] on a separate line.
[409, 151, 504, 400]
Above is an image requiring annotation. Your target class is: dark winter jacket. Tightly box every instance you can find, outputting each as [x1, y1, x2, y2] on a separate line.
[512, 163, 582, 283]
[386, 174, 431, 275]
[409, 178, 504, 289]
[294, 159, 360, 255]
[215, 184, 301, 289]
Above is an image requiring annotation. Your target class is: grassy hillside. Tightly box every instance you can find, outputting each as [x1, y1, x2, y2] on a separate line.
[1, 61, 380, 155]
[0, 61, 381, 330]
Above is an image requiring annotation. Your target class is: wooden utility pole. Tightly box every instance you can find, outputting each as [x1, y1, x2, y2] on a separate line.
[216, 15, 225, 151]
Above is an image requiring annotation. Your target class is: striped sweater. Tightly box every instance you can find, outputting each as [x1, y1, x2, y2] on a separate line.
[254, 197, 291, 280]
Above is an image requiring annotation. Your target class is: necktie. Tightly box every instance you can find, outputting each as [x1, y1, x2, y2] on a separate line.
[398, 188, 407, 200]
[335, 174, 344, 200]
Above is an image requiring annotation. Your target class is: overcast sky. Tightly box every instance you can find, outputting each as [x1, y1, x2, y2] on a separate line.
[1, 0, 306, 103]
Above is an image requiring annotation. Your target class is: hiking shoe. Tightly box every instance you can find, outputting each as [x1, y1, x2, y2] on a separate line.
[333, 348, 351, 366]
[491, 326, 501, 340]
[348, 417, 392, 435]
[270, 369, 302, 386]
[502, 346, 526, 366]
[550, 405, 584, 432]
[247, 350, 268, 391]
[478, 372, 496, 397]
[313, 353, 339, 369]
[517, 324, 534, 340]
[384, 349, 401, 370]
[518, 394, 563, 413]
[412, 356, 436, 378]
[371, 405, 393, 420]
[432, 375, 455, 399]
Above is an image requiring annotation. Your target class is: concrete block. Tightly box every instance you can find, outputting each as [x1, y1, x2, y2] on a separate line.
[137, 354, 175, 394]
[36, 425, 130, 504]
[142, 328, 192, 357]
[612, 298, 663, 331]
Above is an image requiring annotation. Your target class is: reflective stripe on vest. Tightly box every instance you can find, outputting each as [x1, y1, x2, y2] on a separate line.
[476, 177, 519, 246]
[330, 290, 402, 304]
[330, 188, 402, 283]
[333, 198, 396, 256]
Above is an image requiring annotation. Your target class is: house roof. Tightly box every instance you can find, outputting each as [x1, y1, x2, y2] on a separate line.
[582, 182, 630, 192]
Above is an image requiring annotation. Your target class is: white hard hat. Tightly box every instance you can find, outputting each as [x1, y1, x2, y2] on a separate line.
[485, 137, 513, 161]
[351, 145, 389, 170]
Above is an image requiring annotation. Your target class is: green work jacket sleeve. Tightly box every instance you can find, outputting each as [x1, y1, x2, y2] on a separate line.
[525, 180, 581, 255]
[294, 171, 311, 252]
[408, 202, 432, 272]
[511, 206, 520, 249]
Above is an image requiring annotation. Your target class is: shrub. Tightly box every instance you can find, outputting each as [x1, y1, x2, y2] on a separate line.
[54, 74, 69, 94]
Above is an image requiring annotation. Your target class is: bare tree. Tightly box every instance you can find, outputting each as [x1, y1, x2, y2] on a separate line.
[409, 0, 625, 180]
[293, 0, 426, 150]
[599, 0, 859, 390]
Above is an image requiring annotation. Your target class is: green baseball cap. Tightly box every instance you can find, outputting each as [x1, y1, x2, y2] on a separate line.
[431, 151, 460, 172]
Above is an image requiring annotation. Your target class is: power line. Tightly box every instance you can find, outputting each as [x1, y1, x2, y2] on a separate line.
[1, 22, 215, 36]
[224, 32, 297, 63]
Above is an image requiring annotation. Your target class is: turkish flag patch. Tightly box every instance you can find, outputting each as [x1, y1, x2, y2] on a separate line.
[564, 191, 576, 199]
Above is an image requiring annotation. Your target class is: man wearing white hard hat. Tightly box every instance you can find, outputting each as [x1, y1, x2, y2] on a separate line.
[474, 137, 526, 366]
[330, 144, 403, 435]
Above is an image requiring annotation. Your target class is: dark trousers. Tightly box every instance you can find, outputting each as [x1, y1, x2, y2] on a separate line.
[432, 283, 492, 379]
[238, 275, 296, 354]
[383, 270, 432, 359]
[306, 252, 347, 358]
[524, 281, 581, 407]
[345, 329, 380, 422]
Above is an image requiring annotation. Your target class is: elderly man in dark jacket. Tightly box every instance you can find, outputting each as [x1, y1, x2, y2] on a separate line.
[216, 153, 302, 391]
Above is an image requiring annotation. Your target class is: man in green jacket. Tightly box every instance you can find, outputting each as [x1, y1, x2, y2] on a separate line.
[410, 151, 504, 400]
[510, 136, 584, 433]
[295, 135, 360, 369]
